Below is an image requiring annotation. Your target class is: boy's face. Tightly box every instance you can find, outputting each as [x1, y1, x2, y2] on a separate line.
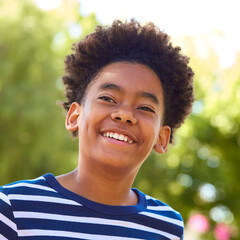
[66, 62, 170, 174]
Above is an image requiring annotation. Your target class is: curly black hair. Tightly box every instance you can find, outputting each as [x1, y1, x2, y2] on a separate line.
[62, 19, 194, 143]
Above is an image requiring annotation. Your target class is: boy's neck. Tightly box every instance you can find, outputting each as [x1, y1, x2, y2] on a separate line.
[56, 167, 139, 206]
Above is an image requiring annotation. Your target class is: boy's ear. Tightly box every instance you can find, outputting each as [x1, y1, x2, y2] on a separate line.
[65, 102, 82, 132]
[154, 126, 171, 154]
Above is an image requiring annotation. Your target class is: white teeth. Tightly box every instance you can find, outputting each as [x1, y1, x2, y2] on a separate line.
[113, 133, 119, 139]
[119, 134, 124, 141]
[103, 131, 133, 143]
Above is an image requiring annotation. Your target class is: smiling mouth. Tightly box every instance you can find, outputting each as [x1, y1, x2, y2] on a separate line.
[102, 131, 133, 144]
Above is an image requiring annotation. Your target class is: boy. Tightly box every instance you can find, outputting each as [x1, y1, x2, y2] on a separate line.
[0, 19, 194, 239]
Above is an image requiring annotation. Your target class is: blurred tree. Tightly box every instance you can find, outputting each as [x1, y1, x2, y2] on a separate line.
[0, 0, 98, 183]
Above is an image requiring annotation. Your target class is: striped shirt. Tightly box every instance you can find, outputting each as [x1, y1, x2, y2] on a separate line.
[0, 173, 184, 239]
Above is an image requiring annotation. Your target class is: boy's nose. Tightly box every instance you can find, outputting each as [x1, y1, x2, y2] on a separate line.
[111, 110, 137, 125]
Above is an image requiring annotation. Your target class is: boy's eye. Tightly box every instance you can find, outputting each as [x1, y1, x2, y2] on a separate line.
[98, 96, 116, 103]
[138, 106, 155, 113]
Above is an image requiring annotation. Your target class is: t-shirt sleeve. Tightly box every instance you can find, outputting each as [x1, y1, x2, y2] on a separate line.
[0, 186, 18, 239]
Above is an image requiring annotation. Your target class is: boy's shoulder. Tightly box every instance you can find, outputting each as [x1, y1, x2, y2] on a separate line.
[0, 175, 52, 196]
[144, 192, 180, 211]
[137, 189, 183, 222]
[134, 189, 184, 239]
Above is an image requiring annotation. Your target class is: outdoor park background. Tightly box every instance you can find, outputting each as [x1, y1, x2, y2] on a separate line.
[0, 0, 239, 239]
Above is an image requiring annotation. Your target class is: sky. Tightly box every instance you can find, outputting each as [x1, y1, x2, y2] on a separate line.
[79, 0, 239, 37]
[34, 0, 240, 68]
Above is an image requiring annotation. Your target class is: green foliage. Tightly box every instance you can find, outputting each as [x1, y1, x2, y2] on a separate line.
[0, 0, 98, 183]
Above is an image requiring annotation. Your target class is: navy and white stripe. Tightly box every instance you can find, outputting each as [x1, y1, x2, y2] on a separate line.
[0, 174, 184, 239]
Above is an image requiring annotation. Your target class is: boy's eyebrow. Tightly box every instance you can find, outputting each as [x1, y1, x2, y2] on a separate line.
[99, 83, 122, 92]
[99, 82, 159, 105]
[140, 92, 159, 105]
